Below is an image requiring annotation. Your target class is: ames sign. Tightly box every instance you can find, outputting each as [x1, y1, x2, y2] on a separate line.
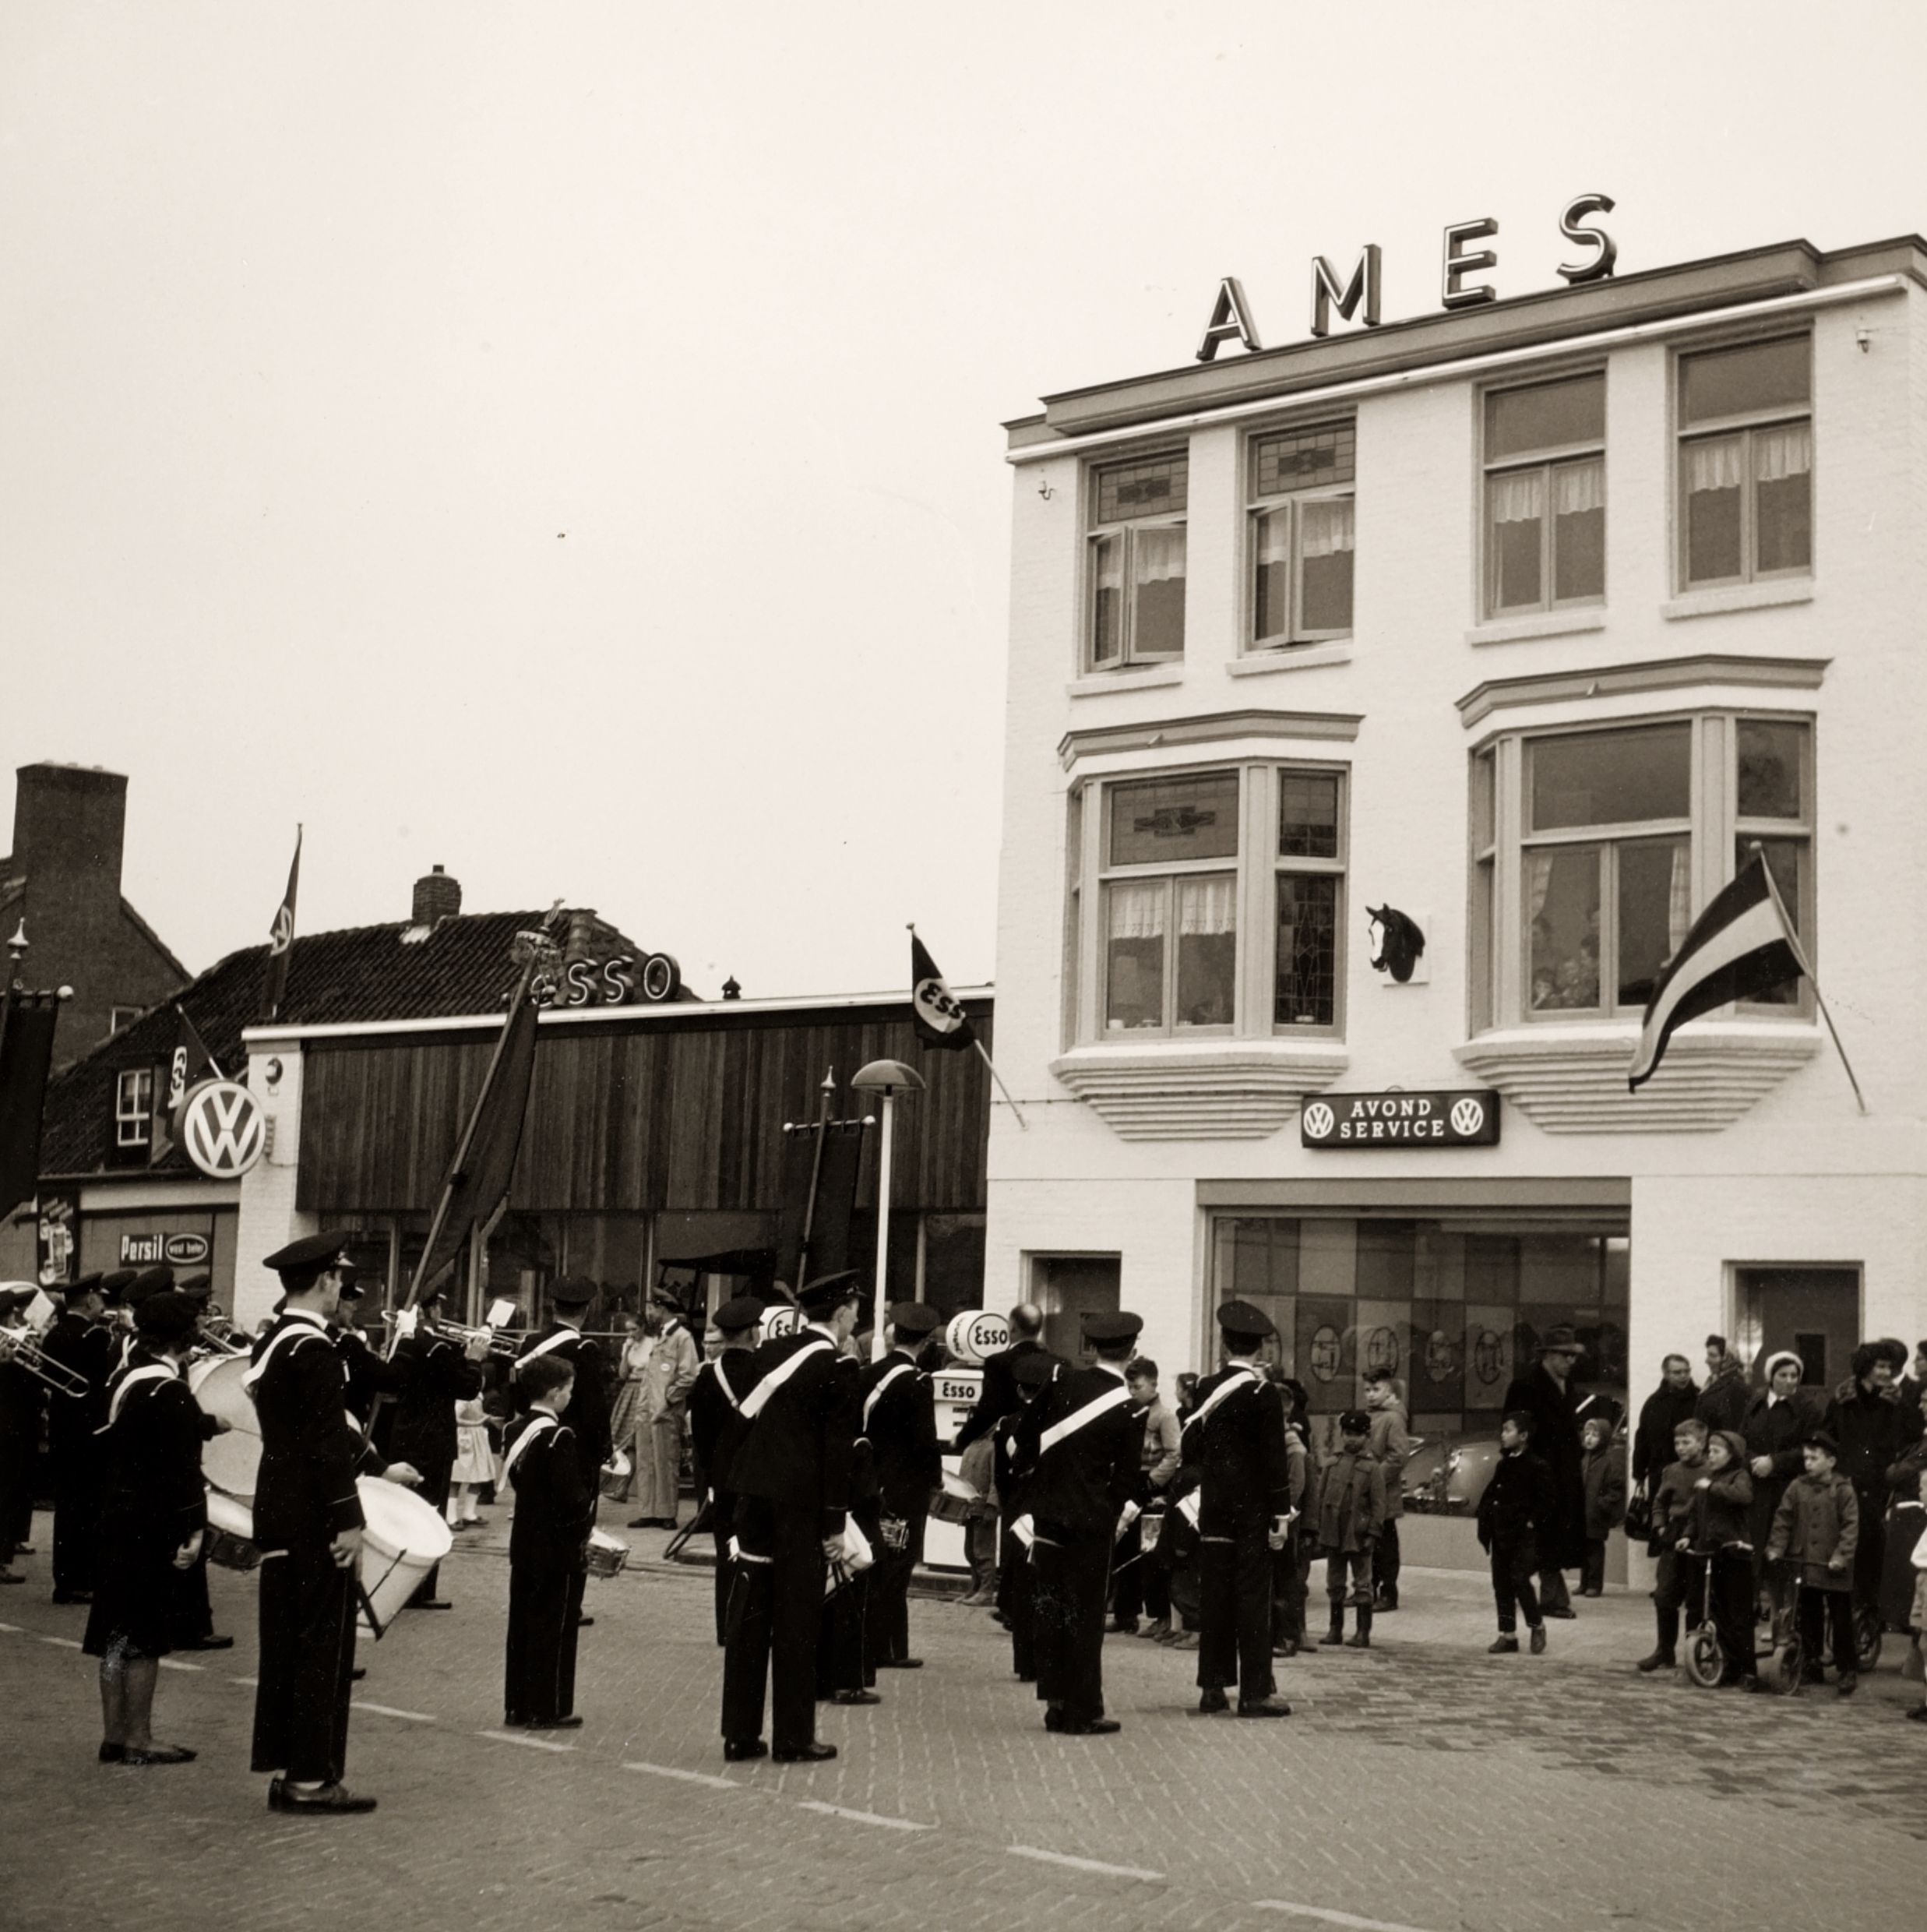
[1301, 1090, 1501, 1150]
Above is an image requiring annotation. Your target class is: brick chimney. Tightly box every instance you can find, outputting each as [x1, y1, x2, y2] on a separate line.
[411, 864, 461, 924]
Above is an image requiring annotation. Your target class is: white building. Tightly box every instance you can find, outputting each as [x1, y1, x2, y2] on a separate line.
[986, 232, 1927, 1567]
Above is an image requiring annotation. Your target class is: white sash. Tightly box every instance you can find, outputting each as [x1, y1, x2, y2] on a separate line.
[738, 1336, 833, 1422]
[513, 1328, 578, 1373]
[1037, 1380, 1132, 1456]
[703, 1358, 749, 1416]
[240, 1318, 329, 1394]
[502, 1414, 558, 1484]
[1177, 1490, 1202, 1527]
[99, 1363, 178, 1434]
[1180, 1366, 1261, 1435]
[1009, 1513, 1035, 1549]
[862, 1360, 914, 1431]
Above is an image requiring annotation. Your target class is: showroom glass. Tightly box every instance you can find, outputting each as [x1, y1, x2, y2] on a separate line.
[1249, 422, 1355, 646]
[1484, 373, 1605, 616]
[1679, 337, 1811, 587]
[1277, 772, 1344, 1026]
[1734, 716, 1810, 1006]
[1088, 453, 1187, 668]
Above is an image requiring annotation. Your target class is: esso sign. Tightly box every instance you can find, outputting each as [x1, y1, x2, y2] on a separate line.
[535, 953, 684, 1009]
[760, 1303, 805, 1339]
[944, 1310, 1009, 1366]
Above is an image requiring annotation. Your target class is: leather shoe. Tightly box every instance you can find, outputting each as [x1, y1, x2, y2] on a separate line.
[351, 1667, 367, 1681]
[1043, 1704, 1066, 1733]
[97, 1742, 125, 1763]
[409, 1599, 453, 1612]
[1238, 1697, 1291, 1719]
[269, 1779, 377, 1814]
[1059, 1717, 1121, 1736]
[1635, 1650, 1675, 1673]
[772, 1741, 837, 1763]
[875, 1657, 923, 1669]
[576, 1615, 594, 1627]
[832, 1688, 881, 1705]
[182, 1634, 234, 1651]
[526, 1715, 583, 1730]
[1487, 1635, 1520, 1654]
[1529, 1627, 1548, 1655]
[1542, 1605, 1576, 1620]
[1194, 1688, 1231, 1715]
[723, 1739, 768, 1761]
[627, 1518, 654, 1530]
[122, 1745, 196, 1767]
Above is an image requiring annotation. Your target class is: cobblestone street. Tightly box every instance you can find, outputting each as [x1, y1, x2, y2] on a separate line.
[2, 1513, 1923, 1932]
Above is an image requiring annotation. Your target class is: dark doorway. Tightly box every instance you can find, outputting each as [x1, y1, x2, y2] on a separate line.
[1030, 1254, 1122, 1362]
[1736, 1266, 1860, 1390]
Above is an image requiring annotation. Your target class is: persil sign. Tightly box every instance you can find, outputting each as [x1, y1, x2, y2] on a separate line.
[1300, 1090, 1500, 1150]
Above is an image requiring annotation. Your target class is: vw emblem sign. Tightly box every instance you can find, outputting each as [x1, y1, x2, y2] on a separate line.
[179, 1079, 268, 1178]
[1300, 1088, 1500, 1150]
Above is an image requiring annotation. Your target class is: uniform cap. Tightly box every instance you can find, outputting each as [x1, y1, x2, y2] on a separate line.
[1014, 1354, 1058, 1390]
[1338, 1408, 1370, 1433]
[126, 1266, 175, 1307]
[796, 1270, 862, 1313]
[263, 1232, 357, 1285]
[1083, 1311, 1144, 1347]
[1804, 1429, 1840, 1454]
[98, 1269, 139, 1306]
[1215, 1299, 1277, 1343]
[1538, 1324, 1582, 1356]
[713, 1296, 765, 1334]
[550, 1275, 596, 1309]
[174, 1271, 212, 1299]
[888, 1303, 942, 1340]
[65, 1271, 104, 1299]
[133, 1290, 201, 1345]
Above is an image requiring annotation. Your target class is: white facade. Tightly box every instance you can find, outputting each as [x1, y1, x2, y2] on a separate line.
[987, 237, 1927, 1518]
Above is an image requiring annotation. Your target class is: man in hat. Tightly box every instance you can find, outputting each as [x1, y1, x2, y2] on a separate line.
[1183, 1301, 1293, 1719]
[627, 1287, 702, 1532]
[1502, 1327, 1587, 1617]
[388, 1283, 489, 1611]
[1011, 1310, 1148, 1736]
[248, 1232, 416, 1815]
[955, 1304, 1059, 1606]
[995, 1351, 1057, 1679]
[861, 1303, 943, 1675]
[721, 1271, 864, 1764]
[114, 1267, 173, 1377]
[41, 1273, 114, 1602]
[515, 1277, 613, 1502]
[688, 1296, 766, 1646]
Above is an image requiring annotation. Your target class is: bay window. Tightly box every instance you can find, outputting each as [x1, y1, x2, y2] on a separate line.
[1249, 421, 1355, 646]
[1483, 372, 1605, 616]
[1678, 336, 1812, 588]
[1087, 453, 1187, 668]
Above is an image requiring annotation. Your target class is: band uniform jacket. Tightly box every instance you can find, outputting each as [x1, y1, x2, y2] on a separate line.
[388, 1327, 484, 1486]
[1013, 1365, 1146, 1542]
[249, 1313, 366, 1551]
[727, 1329, 857, 1538]
[515, 1324, 613, 1488]
[1180, 1368, 1293, 1534]
[505, 1414, 596, 1571]
[861, 1350, 941, 1519]
[689, 1348, 762, 1504]
[956, 1338, 1058, 1451]
[42, 1313, 113, 1446]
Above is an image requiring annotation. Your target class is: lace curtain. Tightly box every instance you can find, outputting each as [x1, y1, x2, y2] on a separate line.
[1133, 526, 1186, 586]
[1177, 875, 1236, 936]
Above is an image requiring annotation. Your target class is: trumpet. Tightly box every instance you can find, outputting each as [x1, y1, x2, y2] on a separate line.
[380, 1311, 518, 1359]
[0, 1325, 89, 1400]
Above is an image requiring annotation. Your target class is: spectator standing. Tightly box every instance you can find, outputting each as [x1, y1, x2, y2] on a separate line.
[1578, 1415, 1626, 1596]
[1110, 1356, 1180, 1635]
[1639, 1416, 1709, 1673]
[446, 1396, 495, 1528]
[1694, 1335, 1749, 1438]
[628, 1296, 700, 1531]
[1476, 1412, 1554, 1655]
[1764, 1431, 1859, 1694]
[1681, 1429, 1756, 1687]
[1823, 1343, 1920, 1624]
[1312, 1410, 1383, 1649]
[1272, 1408, 1314, 1655]
[954, 1304, 1053, 1451]
[1363, 1368, 1410, 1612]
[604, 1317, 649, 1503]
[1632, 1356, 1700, 1501]
[1743, 1352, 1819, 1600]
[1501, 1328, 1587, 1616]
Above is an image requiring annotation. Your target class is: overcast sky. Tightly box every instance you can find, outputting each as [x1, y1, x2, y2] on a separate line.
[3, 2, 1923, 1000]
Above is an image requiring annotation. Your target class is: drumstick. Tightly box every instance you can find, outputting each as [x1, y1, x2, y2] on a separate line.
[354, 1573, 387, 1641]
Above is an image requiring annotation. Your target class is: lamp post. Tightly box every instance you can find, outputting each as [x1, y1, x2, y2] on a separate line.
[850, 1058, 925, 1362]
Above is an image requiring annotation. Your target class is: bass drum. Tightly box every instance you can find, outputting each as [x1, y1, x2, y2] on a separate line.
[203, 1490, 265, 1571]
[189, 1354, 264, 1500]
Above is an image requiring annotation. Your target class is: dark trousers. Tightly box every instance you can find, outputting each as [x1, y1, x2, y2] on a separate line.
[865, 1505, 923, 1668]
[180, 1546, 214, 1641]
[1538, 1559, 1573, 1614]
[1652, 1549, 1696, 1653]
[1489, 1534, 1542, 1632]
[1323, 1547, 1373, 1618]
[1032, 1529, 1111, 1723]
[0, 1434, 32, 1553]
[1272, 1532, 1311, 1645]
[1580, 1537, 1608, 1595]
[998, 1522, 1036, 1677]
[1850, 1491, 1886, 1609]
[252, 1546, 358, 1786]
[1198, 1525, 1274, 1699]
[1704, 1549, 1756, 1677]
[51, 1453, 98, 1596]
[1109, 1516, 1146, 1623]
[1798, 1585, 1855, 1674]
[721, 1497, 826, 1751]
[1374, 1519, 1401, 1603]
[818, 1568, 869, 1693]
[408, 1460, 454, 1606]
[710, 1490, 736, 1648]
[505, 1558, 583, 1723]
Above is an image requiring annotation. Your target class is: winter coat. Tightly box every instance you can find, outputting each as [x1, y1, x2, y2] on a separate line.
[1693, 1361, 1749, 1439]
[1313, 1445, 1385, 1552]
[1499, 1364, 1585, 1567]
[1680, 1437, 1753, 1552]
[1823, 1383, 1919, 1497]
[1650, 1456, 1705, 1557]
[1581, 1441, 1626, 1539]
[1365, 1401, 1411, 1519]
[1632, 1378, 1700, 1490]
[1476, 1448, 1556, 1551]
[1742, 1387, 1820, 1551]
[1767, 1470, 1858, 1592]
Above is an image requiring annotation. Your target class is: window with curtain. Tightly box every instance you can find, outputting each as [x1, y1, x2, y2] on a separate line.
[1471, 715, 1813, 1030]
[1249, 421, 1355, 647]
[1087, 452, 1188, 668]
[115, 1066, 155, 1149]
[1678, 336, 1811, 588]
[1482, 372, 1605, 617]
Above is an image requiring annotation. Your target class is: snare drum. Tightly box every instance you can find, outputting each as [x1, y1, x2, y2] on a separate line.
[189, 1355, 264, 1501]
[357, 1476, 454, 1638]
[203, 1489, 264, 1571]
[584, 1528, 629, 1580]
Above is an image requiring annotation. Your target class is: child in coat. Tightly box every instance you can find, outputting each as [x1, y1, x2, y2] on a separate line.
[1639, 1418, 1709, 1672]
[1578, 1416, 1626, 1597]
[1477, 1411, 1555, 1654]
[1680, 1428, 1755, 1686]
[1314, 1411, 1385, 1650]
[1765, 1430, 1860, 1694]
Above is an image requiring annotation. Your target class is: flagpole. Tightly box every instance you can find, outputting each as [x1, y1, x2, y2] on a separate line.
[1751, 844, 1867, 1116]
[971, 1034, 1028, 1130]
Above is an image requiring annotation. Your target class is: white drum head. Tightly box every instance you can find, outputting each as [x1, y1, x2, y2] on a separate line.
[191, 1355, 263, 1500]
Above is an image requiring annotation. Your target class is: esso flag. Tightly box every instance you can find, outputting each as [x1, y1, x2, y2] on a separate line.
[179, 1080, 267, 1179]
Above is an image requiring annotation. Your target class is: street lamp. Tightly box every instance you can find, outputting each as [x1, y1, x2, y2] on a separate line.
[850, 1058, 925, 1361]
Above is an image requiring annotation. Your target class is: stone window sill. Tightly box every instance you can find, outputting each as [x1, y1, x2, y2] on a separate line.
[1066, 665, 1185, 698]
[1051, 1039, 1348, 1141]
[1464, 608, 1608, 648]
[1662, 580, 1815, 622]
[1227, 643, 1354, 676]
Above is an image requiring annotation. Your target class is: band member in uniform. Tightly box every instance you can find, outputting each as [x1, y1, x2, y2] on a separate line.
[0, 1288, 49, 1584]
[720, 1271, 862, 1764]
[1013, 1311, 1147, 1736]
[687, 1296, 765, 1646]
[1185, 1301, 1294, 1719]
[817, 1356, 878, 1708]
[995, 1352, 1057, 1679]
[249, 1232, 417, 1816]
[502, 1355, 594, 1729]
[83, 1291, 209, 1765]
[42, 1273, 112, 1603]
[388, 1283, 488, 1609]
[861, 1303, 942, 1674]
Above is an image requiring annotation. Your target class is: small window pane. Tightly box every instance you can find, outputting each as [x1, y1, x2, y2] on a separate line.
[1471, 855, 1495, 1034]
[1132, 525, 1186, 657]
[1095, 454, 1189, 524]
[1527, 847, 1601, 1011]
[1485, 374, 1605, 460]
[1104, 880, 1165, 1031]
[1275, 874, 1337, 1026]
[1530, 724, 1690, 830]
[1617, 838, 1688, 1010]
[1298, 498, 1355, 633]
[1471, 751, 1495, 851]
[1738, 837, 1805, 1006]
[1279, 774, 1340, 858]
[1681, 337, 1809, 425]
[1488, 470, 1545, 610]
[1254, 423, 1355, 495]
[1110, 772, 1240, 866]
[1252, 507, 1291, 641]
[1552, 457, 1605, 602]
[1682, 435, 1744, 583]
[1090, 534, 1122, 661]
[1737, 720, 1805, 821]
[1175, 876, 1236, 1027]
[1753, 425, 1812, 574]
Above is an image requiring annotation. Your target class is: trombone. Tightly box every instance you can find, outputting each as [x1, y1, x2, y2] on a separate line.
[0, 1324, 89, 1400]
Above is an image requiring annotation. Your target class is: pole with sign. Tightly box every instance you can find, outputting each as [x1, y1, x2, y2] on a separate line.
[851, 1059, 926, 1362]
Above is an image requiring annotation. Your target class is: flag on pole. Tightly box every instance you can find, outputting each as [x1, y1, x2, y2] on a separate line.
[1628, 854, 1802, 1090]
[264, 827, 301, 1021]
[0, 990, 60, 1223]
[910, 933, 975, 1052]
[153, 1004, 220, 1164]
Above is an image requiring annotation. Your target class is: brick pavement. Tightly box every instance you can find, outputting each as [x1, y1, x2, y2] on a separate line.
[2, 1507, 1924, 1932]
